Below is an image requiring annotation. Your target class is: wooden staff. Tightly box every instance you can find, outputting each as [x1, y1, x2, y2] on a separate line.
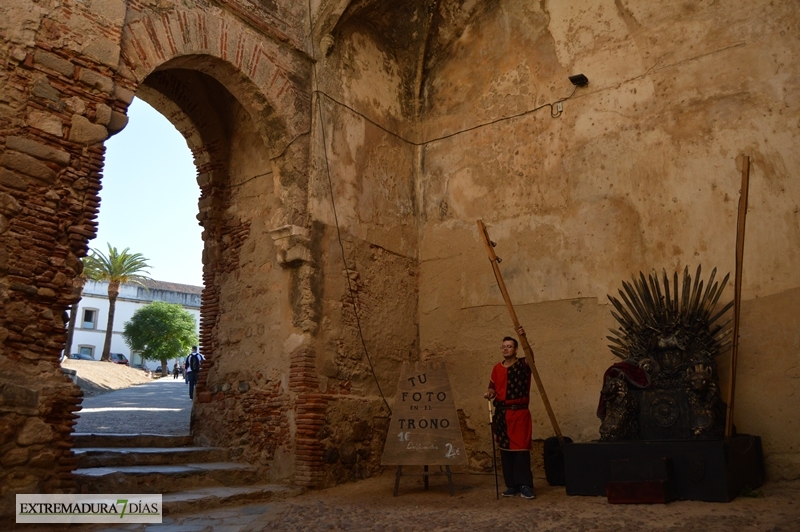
[487, 400, 499, 499]
[725, 155, 751, 438]
[477, 220, 564, 443]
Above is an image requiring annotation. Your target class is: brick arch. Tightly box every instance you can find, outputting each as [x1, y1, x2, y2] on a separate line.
[0, 2, 321, 514]
[133, 68, 260, 405]
[117, 7, 316, 361]
[116, 2, 316, 396]
[119, 4, 311, 141]
[116, 30, 321, 487]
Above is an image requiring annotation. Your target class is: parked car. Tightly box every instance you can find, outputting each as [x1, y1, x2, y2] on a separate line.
[69, 353, 95, 361]
[109, 353, 130, 366]
[131, 364, 152, 376]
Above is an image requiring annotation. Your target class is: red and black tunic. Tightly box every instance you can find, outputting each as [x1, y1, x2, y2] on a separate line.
[489, 357, 532, 451]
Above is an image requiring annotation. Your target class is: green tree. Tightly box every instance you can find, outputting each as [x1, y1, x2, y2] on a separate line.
[123, 301, 198, 374]
[83, 244, 151, 361]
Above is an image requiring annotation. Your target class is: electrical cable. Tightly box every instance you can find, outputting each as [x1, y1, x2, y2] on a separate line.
[300, 10, 581, 416]
[307, 2, 393, 416]
[230, 170, 272, 189]
[312, 83, 579, 148]
[270, 130, 310, 162]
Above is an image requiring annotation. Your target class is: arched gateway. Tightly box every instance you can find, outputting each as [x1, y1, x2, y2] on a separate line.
[0, 0, 330, 516]
[4, 0, 800, 521]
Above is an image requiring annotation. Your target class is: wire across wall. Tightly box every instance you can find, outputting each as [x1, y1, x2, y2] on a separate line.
[302, 5, 582, 417]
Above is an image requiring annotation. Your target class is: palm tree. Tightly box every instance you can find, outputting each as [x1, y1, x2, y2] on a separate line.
[83, 244, 151, 361]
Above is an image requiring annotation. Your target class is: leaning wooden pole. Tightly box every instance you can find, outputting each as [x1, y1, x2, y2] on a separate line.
[477, 220, 564, 443]
[725, 155, 751, 438]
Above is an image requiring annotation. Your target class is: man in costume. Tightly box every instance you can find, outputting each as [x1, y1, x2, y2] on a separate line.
[484, 327, 535, 499]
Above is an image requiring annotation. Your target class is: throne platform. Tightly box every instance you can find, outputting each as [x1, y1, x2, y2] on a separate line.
[564, 267, 764, 502]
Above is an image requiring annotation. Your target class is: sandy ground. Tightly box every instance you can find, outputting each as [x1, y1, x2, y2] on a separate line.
[255, 470, 799, 532]
[61, 359, 156, 396]
[44, 363, 800, 531]
[50, 471, 800, 531]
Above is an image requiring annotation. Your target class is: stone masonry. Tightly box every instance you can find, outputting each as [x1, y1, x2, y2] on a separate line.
[2, 0, 799, 521]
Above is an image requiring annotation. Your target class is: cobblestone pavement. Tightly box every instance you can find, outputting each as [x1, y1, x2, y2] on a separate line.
[60, 382, 800, 531]
[74, 377, 191, 435]
[35, 471, 800, 532]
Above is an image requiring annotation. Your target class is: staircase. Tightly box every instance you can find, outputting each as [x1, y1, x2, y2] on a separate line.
[72, 434, 302, 515]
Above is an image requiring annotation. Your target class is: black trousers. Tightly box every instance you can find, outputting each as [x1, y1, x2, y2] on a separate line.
[187, 371, 198, 399]
[500, 450, 534, 489]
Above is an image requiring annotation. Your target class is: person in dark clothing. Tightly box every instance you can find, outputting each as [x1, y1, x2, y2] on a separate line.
[185, 346, 204, 399]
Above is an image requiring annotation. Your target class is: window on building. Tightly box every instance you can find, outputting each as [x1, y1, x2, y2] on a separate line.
[78, 346, 94, 359]
[82, 308, 98, 329]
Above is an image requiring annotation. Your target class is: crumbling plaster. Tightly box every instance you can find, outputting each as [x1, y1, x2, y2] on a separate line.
[307, 0, 799, 482]
[1, 0, 799, 515]
[413, 0, 800, 480]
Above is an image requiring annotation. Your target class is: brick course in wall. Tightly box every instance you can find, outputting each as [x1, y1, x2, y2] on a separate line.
[0, 25, 128, 517]
[291, 347, 329, 487]
[1, 0, 404, 517]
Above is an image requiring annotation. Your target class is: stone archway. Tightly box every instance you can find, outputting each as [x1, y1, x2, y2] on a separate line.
[111, 2, 320, 485]
[131, 64, 313, 477]
[0, 0, 314, 516]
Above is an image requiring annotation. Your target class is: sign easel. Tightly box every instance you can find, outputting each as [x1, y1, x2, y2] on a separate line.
[381, 361, 467, 496]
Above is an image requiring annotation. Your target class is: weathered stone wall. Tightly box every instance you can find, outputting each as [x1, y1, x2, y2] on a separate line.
[0, 0, 132, 517]
[0, 0, 317, 515]
[2, 0, 799, 516]
[304, 6, 423, 480]
[306, 0, 800, 483]
[415, 0, 800, 480]
[114, 1, 317, 486]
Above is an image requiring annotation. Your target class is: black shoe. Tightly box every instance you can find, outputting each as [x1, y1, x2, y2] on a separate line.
[519, 485, 536, 499]
[502, 487, 519, 497]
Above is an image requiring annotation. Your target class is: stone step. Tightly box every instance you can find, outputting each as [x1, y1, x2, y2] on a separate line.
[162, 484, 304, 516]
[74, 446, 229, 468]
[73, 433, 193, 448]
[75, 462, 261, 494]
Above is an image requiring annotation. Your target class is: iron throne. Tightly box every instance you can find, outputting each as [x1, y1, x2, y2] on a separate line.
[598, 266, 733, 441]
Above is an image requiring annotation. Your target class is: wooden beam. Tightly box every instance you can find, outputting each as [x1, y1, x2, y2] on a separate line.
[477, 220, 564, 443]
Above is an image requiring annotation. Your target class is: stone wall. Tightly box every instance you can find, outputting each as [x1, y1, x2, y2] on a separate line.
[1, 0, 799, 517]
[0, 0, 317, 516]
[308, 0, 800, 483]
[414, 0, 800, 480]
[0, 0, 131, 516]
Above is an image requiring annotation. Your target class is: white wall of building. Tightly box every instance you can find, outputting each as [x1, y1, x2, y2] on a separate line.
[69, 279, 201, 371]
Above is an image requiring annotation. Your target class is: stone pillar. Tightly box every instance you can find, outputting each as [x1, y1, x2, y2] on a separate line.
[0, 0, 129, 517]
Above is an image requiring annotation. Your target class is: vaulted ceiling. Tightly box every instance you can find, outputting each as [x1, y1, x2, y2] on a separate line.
[322, 0, 501, 111]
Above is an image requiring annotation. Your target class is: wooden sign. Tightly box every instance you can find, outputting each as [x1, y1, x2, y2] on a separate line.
[381, 361, 467, 466]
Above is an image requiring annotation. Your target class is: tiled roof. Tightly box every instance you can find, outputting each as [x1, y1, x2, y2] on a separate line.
[137, 279, 203, 295]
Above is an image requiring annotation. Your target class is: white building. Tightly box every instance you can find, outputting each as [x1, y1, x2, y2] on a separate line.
[69, 279, 202, 371]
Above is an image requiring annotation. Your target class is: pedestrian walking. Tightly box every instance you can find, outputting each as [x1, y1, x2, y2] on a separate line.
[185, 346, 204, 399]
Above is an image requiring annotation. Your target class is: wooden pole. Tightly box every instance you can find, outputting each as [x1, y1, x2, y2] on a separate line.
[725, 155, 750, 438]
[488, 400, 499, 499]
[477, 220, 564, 443]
